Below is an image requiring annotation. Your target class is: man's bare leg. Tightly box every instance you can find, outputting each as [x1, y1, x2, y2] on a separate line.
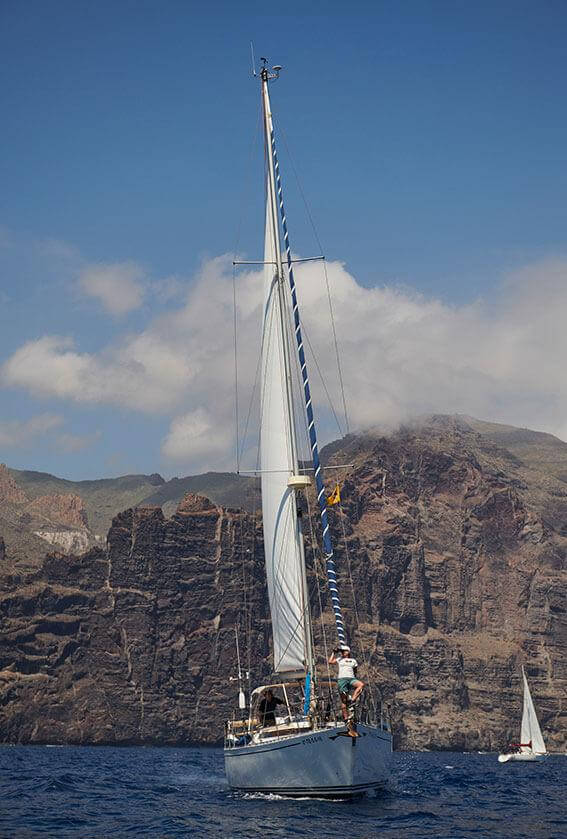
[351, 680, 364, 703]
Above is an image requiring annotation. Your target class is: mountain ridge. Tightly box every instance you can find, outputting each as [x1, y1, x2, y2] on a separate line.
[5, 466, 259, 554]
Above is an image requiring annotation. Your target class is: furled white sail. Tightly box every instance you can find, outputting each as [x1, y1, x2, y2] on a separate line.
[260, 195, 307, 674]
[520, 667, 546, 754]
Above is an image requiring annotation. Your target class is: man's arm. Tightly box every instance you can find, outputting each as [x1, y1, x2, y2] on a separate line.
[328, 648, 339, 665]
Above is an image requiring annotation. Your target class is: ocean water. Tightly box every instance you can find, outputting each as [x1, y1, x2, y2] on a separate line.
[0, 746, 564, 838]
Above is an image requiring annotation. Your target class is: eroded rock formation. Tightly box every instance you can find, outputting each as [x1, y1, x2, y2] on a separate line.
[0, 464, 92, 559]
[1, 418, 566, 750]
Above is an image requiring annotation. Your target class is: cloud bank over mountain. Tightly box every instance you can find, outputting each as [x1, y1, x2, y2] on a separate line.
[2, 254, 567, 470]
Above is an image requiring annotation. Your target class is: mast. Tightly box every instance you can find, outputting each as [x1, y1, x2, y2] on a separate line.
[260, 62, 347, 648]
[260, 62, 315, 680]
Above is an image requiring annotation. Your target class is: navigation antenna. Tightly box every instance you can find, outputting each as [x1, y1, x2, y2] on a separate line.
[252, 53, 282, 82]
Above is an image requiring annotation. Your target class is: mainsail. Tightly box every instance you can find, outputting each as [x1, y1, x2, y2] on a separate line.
[520, 667, 546, 754]
[260, 195, 307, 674]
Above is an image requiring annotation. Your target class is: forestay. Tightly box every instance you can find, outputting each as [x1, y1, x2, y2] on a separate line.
[259, 197, 307, 674]
[520, 667, 546, 754]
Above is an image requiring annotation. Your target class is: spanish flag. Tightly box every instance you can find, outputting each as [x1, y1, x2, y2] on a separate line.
[326, 483, 341, 506]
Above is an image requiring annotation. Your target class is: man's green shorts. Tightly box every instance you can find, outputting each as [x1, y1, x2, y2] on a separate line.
[338, 677, 358, 695]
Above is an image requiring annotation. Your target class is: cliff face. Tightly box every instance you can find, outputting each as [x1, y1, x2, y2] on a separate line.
[0, 464, 92, 563]
[0, 495, 269, 745]
[322, 417, 567, 750]
[0, 466, 28, 504]
[1, 418, 566, 750]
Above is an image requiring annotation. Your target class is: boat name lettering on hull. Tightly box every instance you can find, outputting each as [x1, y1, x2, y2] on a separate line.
[302, 735, 323, 744]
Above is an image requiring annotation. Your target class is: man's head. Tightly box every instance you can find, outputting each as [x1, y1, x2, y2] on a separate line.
[339, 645, 351, 656]
[265, 689, 273, 698]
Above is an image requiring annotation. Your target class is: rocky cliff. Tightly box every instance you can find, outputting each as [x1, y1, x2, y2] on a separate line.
[1, 417, 566, 750]
[0, 464, 92, 565]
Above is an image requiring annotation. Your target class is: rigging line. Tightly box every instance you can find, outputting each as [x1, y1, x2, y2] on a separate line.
[254, 292, 296, 669]
[231, 103, 262, 472]
[237, 282, 276, 469]
[269, 496, 331, 677]
[235, 131, 274, 469]
[241, 518, 254, 699]
[243, 332, 265, 686]
[285, 289, 324, 679]
[257, 281, 292, 469]
[301, 321, 344, 438]
[215, 515, 253, 679]
[304, 490, 335, 710]
[245, 484, 260, 687]
[270, 528, 333, 679]
[270, 126, 347, 645]
[337, 499, 379, 717]
[232, 263, 239, 473]
[267, 502, 344, 687]
[231, 108, 263, 474]
[276, 120, 351, 435]
[289, 318, 330, 691]
[281, 263, 311, 467]
[322, 257, 350, 435]
[271, 503, 296, 620]
[210, 514, 236, 669]
[270, 494, 312, 674]
[237, 330, 263, 468]
[232, 100, 263, 260]
[281, 279, 323, 677]
[238, 510, 247, 635]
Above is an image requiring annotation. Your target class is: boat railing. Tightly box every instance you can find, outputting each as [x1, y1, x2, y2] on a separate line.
[224, 680, 390, 747]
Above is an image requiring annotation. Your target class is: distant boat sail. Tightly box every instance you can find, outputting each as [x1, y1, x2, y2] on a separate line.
[498, 666, 547, 763]
[223, 59, 393, 797]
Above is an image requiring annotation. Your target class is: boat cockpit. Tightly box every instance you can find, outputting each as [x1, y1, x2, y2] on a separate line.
[225, 680, 390, 748]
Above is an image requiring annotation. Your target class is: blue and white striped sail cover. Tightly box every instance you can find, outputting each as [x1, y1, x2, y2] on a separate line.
[260, 193, 307, 674]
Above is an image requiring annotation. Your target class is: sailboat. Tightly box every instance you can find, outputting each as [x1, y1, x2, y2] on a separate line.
[223, 60, 393, 797]
[498, 666, 547, 762]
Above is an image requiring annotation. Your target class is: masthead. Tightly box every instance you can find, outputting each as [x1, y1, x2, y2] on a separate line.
[256, 55, 282, 82]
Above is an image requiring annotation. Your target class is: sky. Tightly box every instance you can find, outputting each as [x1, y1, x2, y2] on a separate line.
[1, 0, 567, 480]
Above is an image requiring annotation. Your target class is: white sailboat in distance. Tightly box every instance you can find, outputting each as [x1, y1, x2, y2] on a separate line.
[223, 59, 393, 797]
[498, 666, 547, 762]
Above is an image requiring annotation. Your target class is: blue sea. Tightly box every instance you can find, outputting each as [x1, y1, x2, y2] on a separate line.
[0, 746, 564, 838]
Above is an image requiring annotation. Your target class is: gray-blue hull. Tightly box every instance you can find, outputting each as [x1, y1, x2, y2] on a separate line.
[225, 722, 393, 797]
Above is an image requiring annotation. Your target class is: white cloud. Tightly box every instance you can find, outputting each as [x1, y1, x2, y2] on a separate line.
[55, 430, 102, 453]
[161, 408, 232, 462]
[0, 413, 63, 448]
[3, 254, 567, 469]
[150, 274, 186, 304]
[1, 334, 195, 412]
[78, 261, 145, 315]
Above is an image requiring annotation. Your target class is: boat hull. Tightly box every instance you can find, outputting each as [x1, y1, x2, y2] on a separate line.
[224, 722, 393, 797]
[498, 752, 546, 763]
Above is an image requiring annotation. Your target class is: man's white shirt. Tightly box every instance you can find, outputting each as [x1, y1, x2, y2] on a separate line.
[337, 657, 358, 679]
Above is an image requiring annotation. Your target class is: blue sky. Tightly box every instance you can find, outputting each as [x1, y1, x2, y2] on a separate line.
[1, 1, 567, 480]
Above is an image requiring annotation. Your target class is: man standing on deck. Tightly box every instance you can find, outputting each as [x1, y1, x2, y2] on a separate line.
[258, 689, 284, 727]
[328, 645, 364, 720]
